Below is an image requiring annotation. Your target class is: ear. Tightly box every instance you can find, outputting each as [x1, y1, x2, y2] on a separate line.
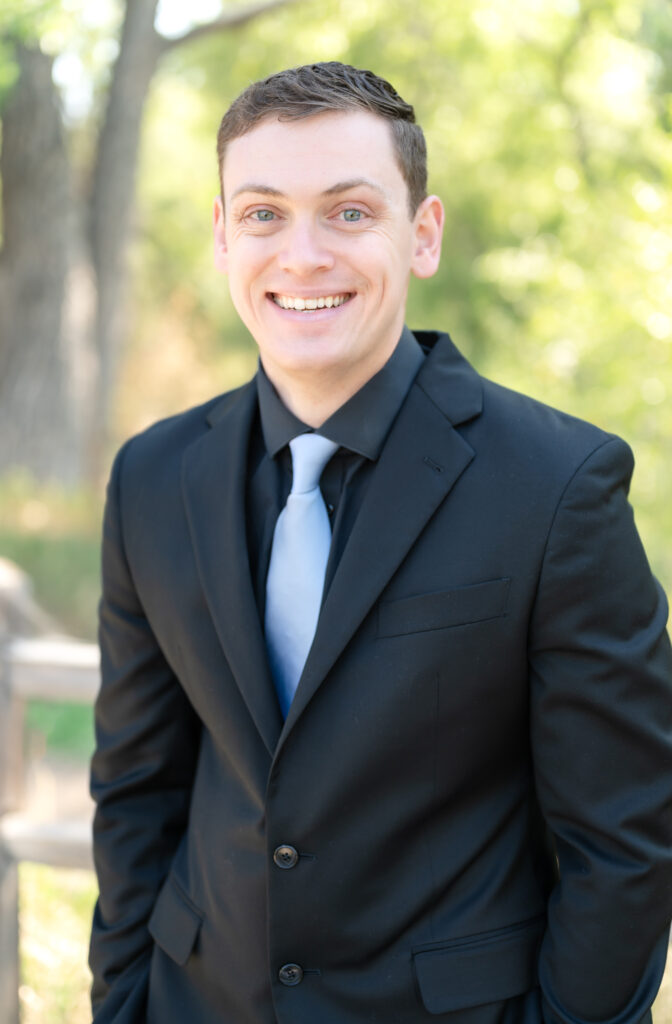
[410, 195, 444, 280]
[213, 195, 229, 274]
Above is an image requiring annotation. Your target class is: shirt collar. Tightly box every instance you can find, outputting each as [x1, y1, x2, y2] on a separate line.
[257, 325, 425, 460]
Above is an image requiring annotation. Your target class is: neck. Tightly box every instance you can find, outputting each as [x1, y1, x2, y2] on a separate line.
[262, 347, 398, 428]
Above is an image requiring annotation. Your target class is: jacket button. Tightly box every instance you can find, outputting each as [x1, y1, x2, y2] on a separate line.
[273, 844, 299, 869]
[278, 963, 303, 986]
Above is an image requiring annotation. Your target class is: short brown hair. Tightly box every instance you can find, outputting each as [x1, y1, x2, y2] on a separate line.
[216, 62, 427, 216]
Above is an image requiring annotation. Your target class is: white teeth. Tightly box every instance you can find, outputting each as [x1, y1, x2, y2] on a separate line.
[273, 293, 350, 311]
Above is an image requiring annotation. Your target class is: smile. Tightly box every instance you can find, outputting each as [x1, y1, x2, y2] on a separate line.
[271, 293, 353, 311]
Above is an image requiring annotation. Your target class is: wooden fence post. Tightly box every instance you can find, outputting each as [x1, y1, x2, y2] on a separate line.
[0, 644, 20, 1024]
[0, 558, 41, 817]
[0, 649, 26, 817]
[0, 847, 20, 1024]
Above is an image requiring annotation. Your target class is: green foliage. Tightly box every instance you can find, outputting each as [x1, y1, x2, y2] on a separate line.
[0, 39, 19, 109]
[26, 700, 95, 758]
[0, 474, 102, 639]
[0, 0, 60, 49]
[0, 0, 68, 109]
[0, 0, 62, 35]
[0, 529, 100, 638]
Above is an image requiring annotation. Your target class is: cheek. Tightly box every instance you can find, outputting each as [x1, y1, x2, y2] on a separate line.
[226, 251, 264, 298]
[224, 274, 253, 323]
[248, 247, 277, 285]
[356, 236, 409, 276]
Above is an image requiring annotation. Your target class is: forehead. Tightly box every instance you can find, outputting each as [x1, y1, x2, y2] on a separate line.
[221, 110, 405, 200]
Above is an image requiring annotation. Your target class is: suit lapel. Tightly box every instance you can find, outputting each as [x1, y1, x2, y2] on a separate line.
[180, 333, 483, 757]
[182, 380, 283, 756]
[279, 335, 481, 744]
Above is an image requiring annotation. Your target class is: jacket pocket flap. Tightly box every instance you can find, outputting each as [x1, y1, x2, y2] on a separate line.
[413, 917, 543, 1015]
[148, 875, 203, 966]
[378, 578, 511, 637]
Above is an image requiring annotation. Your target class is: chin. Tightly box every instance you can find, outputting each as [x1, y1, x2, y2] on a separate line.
[269, 339, 350, 372]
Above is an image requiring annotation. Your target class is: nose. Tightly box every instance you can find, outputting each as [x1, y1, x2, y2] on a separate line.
[277, 218, 335, 276]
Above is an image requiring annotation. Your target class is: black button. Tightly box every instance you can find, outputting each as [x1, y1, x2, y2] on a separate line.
[273, 844, 299, 869]
[278, 963, 303, 986]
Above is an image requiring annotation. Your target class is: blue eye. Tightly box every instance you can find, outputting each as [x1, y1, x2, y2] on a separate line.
[252, 209, 275, 221]
[342, 209, 363, 222]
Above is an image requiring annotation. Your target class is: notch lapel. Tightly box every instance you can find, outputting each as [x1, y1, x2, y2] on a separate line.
[279, 353, 480, 745]
[182, 381, 283, 756]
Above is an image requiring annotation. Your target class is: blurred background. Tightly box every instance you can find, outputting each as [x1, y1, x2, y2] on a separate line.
[0, 0, 670, 1020]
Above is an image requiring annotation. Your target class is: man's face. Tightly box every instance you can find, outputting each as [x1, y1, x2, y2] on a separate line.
[214, 110, 443, 397]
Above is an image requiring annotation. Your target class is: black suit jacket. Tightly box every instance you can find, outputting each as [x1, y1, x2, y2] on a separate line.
[90, 331, 672, 1024]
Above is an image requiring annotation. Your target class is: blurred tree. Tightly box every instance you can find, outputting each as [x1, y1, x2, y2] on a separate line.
[0, 42, 75, 482]
[0, 0, 298, 484]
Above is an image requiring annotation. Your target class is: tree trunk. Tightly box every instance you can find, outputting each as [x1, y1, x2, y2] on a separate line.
[87, 0, 163, 480]
[0, 45, 85, 483]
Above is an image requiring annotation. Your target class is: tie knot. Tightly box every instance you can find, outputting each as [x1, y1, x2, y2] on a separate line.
[289, 434, 338, 494]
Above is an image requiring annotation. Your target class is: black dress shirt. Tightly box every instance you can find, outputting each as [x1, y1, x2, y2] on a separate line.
[246, 326, 425, 617]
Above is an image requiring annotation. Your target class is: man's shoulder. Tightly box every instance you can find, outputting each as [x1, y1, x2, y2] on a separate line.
[481, 374, 633, 486]
[108, 379, 255, 482]
[420, 329, 628, 476]
[481, 373, 613, 445]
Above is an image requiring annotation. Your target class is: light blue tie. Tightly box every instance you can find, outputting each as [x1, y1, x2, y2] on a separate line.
[265, 433, 339, 717]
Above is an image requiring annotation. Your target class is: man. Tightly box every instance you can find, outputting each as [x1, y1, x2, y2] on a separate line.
[89, 62, 672, 1024]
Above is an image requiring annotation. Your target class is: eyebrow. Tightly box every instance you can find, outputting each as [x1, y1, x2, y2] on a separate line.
[230, 184, 284, 200]
[323, 178, 389, 199]
[230, 178, 390, 201]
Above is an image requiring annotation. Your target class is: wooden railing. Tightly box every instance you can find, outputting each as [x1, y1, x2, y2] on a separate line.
[0, 635, 99, 1024]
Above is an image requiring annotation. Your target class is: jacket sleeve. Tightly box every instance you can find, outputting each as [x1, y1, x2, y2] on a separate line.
[528, 436, 672, 1024]
[89, 441, 201, 1023]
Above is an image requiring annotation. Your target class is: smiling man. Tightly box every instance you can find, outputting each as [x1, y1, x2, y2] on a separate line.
[89, 62, 672, 1024]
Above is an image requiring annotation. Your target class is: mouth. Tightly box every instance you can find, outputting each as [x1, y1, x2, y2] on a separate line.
[270, 292, 354, 311]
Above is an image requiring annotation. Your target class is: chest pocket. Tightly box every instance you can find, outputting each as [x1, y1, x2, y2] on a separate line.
[378, 577, 511, 637]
